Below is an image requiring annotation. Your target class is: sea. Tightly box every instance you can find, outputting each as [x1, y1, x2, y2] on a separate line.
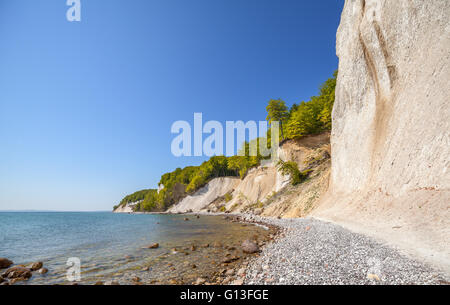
[0, 212, 269, 285]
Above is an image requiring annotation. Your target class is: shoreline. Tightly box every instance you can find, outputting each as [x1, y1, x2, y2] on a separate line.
[1, 213, 278, 286]
[116, 211, 450, 285]
[3, 212, 448, 285]
[169, 212, 450, 285]
[107, 212, 283, 285]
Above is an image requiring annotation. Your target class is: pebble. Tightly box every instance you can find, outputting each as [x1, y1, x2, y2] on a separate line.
[241, 216, 448, 285]
[195, 277, 206, 285]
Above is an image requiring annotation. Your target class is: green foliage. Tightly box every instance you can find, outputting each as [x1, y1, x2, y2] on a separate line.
[227, 155, 259, 179]
[276, 160, 311, 186]
[185, 156, 237, 193]
[282, 71, 337, 140]
[266, 99, 289, 124]
[266, 99, 289, 140]
[119, 189, 153, 206]
[141, 189, 159, 211]
[224, 192, 233, 203]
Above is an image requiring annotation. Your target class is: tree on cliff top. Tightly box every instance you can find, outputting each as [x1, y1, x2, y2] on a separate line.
[266, 99, 289, 140]
[284, 70, 337, 139]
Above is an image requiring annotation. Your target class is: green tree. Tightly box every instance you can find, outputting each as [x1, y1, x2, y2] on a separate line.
[284, 71, 337, 139]
[266, 99, 289, 140]
[276, 160, 311, 186]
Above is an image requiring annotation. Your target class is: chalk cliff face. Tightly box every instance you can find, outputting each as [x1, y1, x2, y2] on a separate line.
[114, 202, 138, 213]
[168, 177, 240, 213]
[313, 0, 450, 270]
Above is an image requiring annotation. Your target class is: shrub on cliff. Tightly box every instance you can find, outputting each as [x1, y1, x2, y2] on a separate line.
[277, 160, 311, 186]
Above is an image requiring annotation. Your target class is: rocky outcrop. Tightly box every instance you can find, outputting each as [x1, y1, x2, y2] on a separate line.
[27, 262, 43, 271]
[313, 0, 450, 272]
[2, 266, 32, 280]
[0, 258, 13, 269]
[168, 177, 241, 213]
[114, 202, 138, 213]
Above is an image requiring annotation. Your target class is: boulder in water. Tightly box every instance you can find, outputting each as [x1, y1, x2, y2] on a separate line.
[241, 240, 259, 254]
[0, 258, 13, 269]
[2, 266, 32, 280]
[144, 243, 159, 249]
[27, 262, 43, 271]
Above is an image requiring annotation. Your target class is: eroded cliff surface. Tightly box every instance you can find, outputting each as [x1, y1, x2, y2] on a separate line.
[313, 0, 450, 271]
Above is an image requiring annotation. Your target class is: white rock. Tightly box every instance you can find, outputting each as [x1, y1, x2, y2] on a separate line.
[313, 0, 450, 270]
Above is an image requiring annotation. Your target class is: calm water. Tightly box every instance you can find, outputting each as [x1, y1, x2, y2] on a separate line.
[0, 212, 268, 284]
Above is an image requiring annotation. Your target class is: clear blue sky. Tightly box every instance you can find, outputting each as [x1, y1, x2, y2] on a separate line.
[0, 0, 344, 211]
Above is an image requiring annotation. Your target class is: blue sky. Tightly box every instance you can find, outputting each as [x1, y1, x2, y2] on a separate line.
[0, 0, 344, 211]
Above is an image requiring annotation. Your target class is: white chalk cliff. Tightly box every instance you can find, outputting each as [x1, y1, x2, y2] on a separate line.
[168, 177, 241, 213]
[313, 0, 450, 272]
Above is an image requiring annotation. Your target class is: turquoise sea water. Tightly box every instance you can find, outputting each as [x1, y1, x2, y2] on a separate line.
[0, 212, 267, 284]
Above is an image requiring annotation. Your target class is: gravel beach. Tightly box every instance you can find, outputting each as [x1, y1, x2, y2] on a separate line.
[234, 215, 449, 285]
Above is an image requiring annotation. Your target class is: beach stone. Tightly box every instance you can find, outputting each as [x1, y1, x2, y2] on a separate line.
[190, 245, 197, 251]
[184, 218, 189, 221]
[94, 281, 104, 285]
[232, 279, 244, 285]
[241, 240, 259, 254]
[225, 269, 235, 276]
[222, 256, 239, 264]
[38, 268, 48, 275]
[367, 274, 381, 281]
[142, 267, 150, 271]
[10, 277, 28, 285]
[237, 268, 246, 277]
[195, 278, 206, 285]
[0, 281, 9, 285]
[105, 280, 120, 285]
[28, 262, 43, 271]
[222, 277, 232, 284]
[145, 243, 159, 249]
[2, 266, 32, 279]
[132, 276, 141, 283]
[0, 258, 13, 269]
[169, 279, 177, 285]
[265, 278, 275, 284]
